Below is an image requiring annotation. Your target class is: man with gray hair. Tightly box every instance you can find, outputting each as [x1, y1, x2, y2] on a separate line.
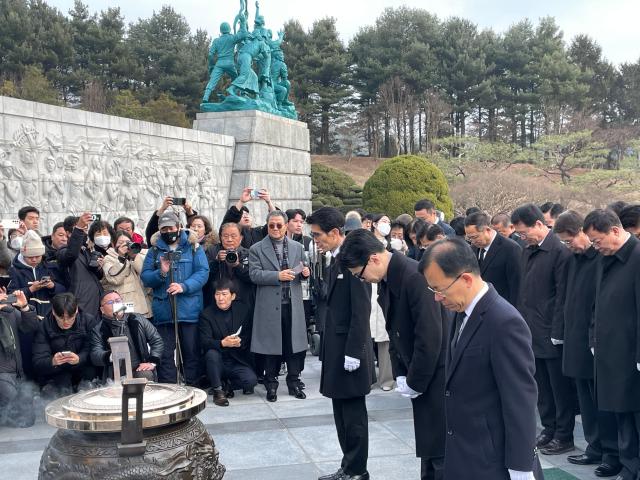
[249, 211, 310, 402]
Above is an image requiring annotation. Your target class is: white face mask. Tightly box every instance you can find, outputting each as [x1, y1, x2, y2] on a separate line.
[10, 236, 23, 250]
[376, 223, 391, 237]
[390, 238, 403, 251]
[94, 236, 111, 248]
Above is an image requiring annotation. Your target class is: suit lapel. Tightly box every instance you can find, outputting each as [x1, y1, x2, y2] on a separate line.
[480, 235, 500, 275]
[262, 238, 281, 270]
[326, 254, 340, 300]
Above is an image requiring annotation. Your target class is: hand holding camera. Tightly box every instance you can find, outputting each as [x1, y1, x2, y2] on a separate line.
[76, 212, 93, 231]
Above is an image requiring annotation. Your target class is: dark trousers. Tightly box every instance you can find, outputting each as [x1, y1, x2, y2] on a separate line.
[205, 349, 258, 390]
[42, 363, 96, 396]
[575, 378, 620, 465]
[421, 456, 444, 480]
[615, 412, 640, 479]
[535, 355, 576, 441]
[332, 396, 369, 476]
[264, 303, 305, 391]
[156, 323, 200, 385]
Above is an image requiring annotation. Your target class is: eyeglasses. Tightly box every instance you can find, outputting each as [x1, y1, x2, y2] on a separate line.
[101, 299, 122, 306]
[268, 223, 284, 229]
[354, 259, 370, 282]
[221, 234, 239, 240]
[427, 271, 468, 297]
[559, 238, 573, 246]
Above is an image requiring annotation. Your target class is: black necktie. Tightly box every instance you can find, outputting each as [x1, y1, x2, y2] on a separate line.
[451, 313, 467, 351]
[478, 249, 486, 266]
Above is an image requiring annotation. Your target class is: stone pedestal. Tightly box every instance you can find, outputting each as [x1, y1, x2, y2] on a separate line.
[193, 110, 312, 223]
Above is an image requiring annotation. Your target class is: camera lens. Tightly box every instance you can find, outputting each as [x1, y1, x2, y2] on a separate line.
[225, 251, 238, 264]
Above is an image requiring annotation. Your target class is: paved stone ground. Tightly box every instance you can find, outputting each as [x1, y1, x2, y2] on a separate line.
[0, 355, 602, 479]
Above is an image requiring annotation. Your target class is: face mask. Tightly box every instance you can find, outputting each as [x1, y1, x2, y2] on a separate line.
[161, 231, 179, 245]
[10, 236, 23, 250]
[94, 236, 111, 248]
[390, 238, 403, 251]
[376, 223, 391, 237]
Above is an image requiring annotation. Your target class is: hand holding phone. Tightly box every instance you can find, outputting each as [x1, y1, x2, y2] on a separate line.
[232, 326, 242, 337]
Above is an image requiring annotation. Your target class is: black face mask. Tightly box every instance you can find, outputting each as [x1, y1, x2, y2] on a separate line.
[161, 231, 179, 245]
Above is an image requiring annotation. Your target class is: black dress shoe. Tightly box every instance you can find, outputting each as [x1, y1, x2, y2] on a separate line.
[243, 386, 255, 395]
[567, 453, 601, 465]
[539, 439, 575, 455]
[212, 389, 229, 407]
[536, 432, 553, 447]
[318, 468, 343, 480]
[594, 463, 622, 477]
[266, 389, 277, 402]
[288, 386, 307, 399]
[343, 472, 370, 480]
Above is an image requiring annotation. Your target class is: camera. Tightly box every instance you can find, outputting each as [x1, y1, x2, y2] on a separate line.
[125, 240, 142, 255]
[89, 251, 104, 268]
[225, 250, 239, 264]
[0, 294, 17, 305]
[250, 189, 261, 199]
[163, 250, 182, 262]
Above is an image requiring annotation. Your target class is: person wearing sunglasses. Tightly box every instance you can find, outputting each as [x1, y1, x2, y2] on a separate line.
[341, 228, 448, 480]
[248, 211, 309, 402]
[421, 238, 542, 480]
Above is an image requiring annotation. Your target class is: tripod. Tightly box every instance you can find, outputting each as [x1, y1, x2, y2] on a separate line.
[164, 250, 185, 385]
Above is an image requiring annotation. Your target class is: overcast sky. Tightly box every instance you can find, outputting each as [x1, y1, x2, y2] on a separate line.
[47, 0, 640, 65]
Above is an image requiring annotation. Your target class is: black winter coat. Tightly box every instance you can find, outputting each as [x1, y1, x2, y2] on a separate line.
[199, 301, 254, 367]
[472, 233, 522, 307]
[56, 228, 104, 318]
[32, 311, 97, 379]
[378, 253, 449, 458]
[321, 252, 375, 399]
[562, 247, 598, 379]
[9, 255, 66, 317]
[0, 306, 38, 377]
[593, 235, 640, 412]
[203, 244, 254, 308]
[517, 232, 571, 358]
[42, 236, 68, 289]
[222, 206, 267, 249]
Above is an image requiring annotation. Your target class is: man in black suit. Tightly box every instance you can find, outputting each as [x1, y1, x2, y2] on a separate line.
[584, 209, 640, 480]
[553, 211, 621, 478]
[341, 229, 448, 480]
[464, 212, 522, 306]
[198, 279, 257, 407]
[491, 212, 527, 247]
[421, 238, 541, 480]
[307, 207, 375, 480]
[512, 203, 575, 455]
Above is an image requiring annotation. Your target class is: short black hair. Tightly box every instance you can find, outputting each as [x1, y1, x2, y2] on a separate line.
[390, 221, 405, 232]
[418, 237, 481, 277]
[213, 278, 238, 295]
[363, 213, 375, 222]
[113, 216, 134, 230]
[539, 202, 554, 214]
[307, 207, 345, 234]
[340, 229, 385, 269]
[465, 207, 481, 216]
[414, 199, 435, 212]
[63, 216, 78, 233]
[285, 209, 306, 222]
[426, 224, 445, 241]
[18, 206, 39, 221]
[619, 205, 640, 230]
[491, 212, 511, 228]
[583, 209, 622, 234]
[553, 211, 584, 236]
[511, 203, 545, 227]
[449, 217, 466, 237]
[607, 201, 628, 217]
[88, 221, 116, 243]
[550, 203, 565, 218]
[464, 212, 492, 229]
[51, 293, 78, 317]
[51, 222, 65, 234]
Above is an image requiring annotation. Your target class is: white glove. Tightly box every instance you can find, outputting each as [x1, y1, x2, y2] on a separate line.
[591, 347, 595, 356]
[394, 376, 420, 399]
[508, 470, 535, 480]
[637, 363, 640, 372]
[551, 338, 564, 345]
[344, 355, 360, 372]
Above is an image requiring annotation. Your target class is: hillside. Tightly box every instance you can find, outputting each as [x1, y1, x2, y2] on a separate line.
[311, 155, 382, 186]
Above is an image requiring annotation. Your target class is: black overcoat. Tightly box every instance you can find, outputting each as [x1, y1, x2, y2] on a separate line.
[320, 252, 375, 399]
[378, 253, 448, 459]
[472, 232, 522, 306]
[593, 235, 640, 412]
[444, 286, 539, 480]
[562, 246, 598, 379]
[517, 232, 571, 358]
[199, 301, 254, 367]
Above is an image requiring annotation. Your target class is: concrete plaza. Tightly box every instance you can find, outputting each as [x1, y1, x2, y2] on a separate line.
[0, 355, 601, 479]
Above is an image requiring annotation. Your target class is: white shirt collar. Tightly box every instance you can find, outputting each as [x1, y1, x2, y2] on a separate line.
[464, 282, 489, 319]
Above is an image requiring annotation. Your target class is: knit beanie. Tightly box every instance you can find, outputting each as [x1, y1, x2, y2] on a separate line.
[21, 230, 45, 257]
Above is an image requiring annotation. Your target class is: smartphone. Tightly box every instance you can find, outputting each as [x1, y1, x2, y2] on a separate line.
[124, 302, 135, 313]
[40, 276, 51, 283]
[61, 351, 73, 356]
[90, 213, 101, 222]
[232, 326, 242, 337]
[172, 197, 186, 206]
[0, 294, 17, 304]
[250, 189, 261, 199]
[0, 219, 20, 229]
[292, 262, 305, 274]
[0, 276, 11, 290]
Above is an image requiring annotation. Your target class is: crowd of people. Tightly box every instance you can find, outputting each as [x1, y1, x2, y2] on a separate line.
[1, 187, 640, 480]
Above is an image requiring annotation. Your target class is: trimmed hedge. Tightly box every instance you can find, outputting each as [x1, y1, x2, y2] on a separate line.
[363, 155, 453, 219]
[311, 163, 363, 212]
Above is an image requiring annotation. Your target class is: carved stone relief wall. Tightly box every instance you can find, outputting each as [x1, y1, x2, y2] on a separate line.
[0, 96, 235, 235]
